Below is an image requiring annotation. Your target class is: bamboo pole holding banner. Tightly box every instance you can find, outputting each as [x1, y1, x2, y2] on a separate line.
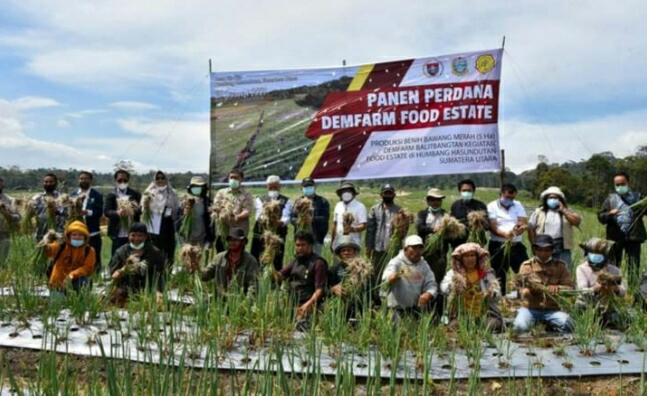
[499, 149, 506, 187]
[208, 58, 214, 200]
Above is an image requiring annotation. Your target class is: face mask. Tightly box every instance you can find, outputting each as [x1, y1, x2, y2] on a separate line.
[303, 186, 315, 197]
[461, 191, 474, 201]
[588, 253, 606, 267]
[500, 197, 513, 208]
[268, 190, 279, 199]
[70, 239, 84, 248]
[429, 206, 442, 213]
[44, 185, 56, 193]
[341, 192, 353, 203]
[615, 185, 629, 195]
[157, 185, 168, 191]
[382, 196, 394, 204]
[190, 187, 203, 196]
[228, 178, 240, 189]
[546, 198, 560, 209]
[129, 242, 145, 250]
[79, 182, 90, 190]
[117, 183, 128, 191]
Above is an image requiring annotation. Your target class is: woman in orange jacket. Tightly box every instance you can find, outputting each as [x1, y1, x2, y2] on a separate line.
[46, 220, 96, 290]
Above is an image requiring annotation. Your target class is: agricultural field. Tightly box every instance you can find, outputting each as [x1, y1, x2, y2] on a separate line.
[211, 98, 316, 182]
[1, 183, 646, 395]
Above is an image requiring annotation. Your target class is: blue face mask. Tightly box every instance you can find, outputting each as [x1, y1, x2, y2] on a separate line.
[461, 191, 474, 201]
[615, 185, 629, 195]
[70, 239, 84, 248]
[303, 186, 315, 197]
[546, 198, 560, 210]
[500, 197, 513, 207]
[228, 178, 240, 189]
[587, 253, 606, 267]
[190, 186, 203, 196]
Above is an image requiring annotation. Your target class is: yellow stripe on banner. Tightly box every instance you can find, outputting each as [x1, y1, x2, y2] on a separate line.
[347, 64, 374, 91]
[295, 134, 334, 180]
[295, 65, 373, 179]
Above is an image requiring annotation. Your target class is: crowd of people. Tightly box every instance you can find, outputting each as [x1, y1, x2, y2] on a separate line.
[0, 167, 645, 334]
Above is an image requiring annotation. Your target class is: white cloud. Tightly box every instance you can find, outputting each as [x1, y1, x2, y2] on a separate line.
[109, 101, 158, 111]
[5, 96, 60, 110]
[56, 118, 70, 128]
[502, 109, 647, 171]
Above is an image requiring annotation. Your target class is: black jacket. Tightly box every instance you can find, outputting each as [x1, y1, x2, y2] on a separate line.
[109, 242, 165, 292]
[290, 194, 330, 244]
[72, 188, 103, 235]
[104, 187, 142, 238]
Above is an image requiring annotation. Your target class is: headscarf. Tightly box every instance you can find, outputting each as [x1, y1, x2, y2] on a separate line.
[144, 170, 180, 215]
[450, 242, 490, 279]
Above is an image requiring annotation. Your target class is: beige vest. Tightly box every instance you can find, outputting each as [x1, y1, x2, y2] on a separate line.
[533, 209, 574, 250]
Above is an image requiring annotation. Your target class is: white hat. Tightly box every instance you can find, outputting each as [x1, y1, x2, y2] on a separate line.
[540, 186, 565, 201]
[266, 175, 281, 184]
[403, 235, 424, 248]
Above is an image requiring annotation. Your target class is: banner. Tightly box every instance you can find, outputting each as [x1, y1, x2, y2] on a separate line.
[210, 48, 502, 182]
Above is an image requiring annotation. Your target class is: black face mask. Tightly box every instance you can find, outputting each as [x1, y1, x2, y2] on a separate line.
[383, 196, 394, 204]
[79, 182, 91, 190]
[44, 185, 56, 193]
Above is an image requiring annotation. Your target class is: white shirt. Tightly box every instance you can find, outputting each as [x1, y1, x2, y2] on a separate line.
[332, 199, 367, 249]
[487, 200, 527, 243]
[528, 209, 563, 239]
[254, 196, 293, 226]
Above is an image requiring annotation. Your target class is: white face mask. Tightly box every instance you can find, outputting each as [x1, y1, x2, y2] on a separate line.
[341, 192, 354, 203]
[268, 190, 279, 199]
[129, 242, 145, 250]
[157, 185, 168, 191]
[117, 183, 128, 191]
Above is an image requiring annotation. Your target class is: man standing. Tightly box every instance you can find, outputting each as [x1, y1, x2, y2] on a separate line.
[450, 179, 489, 246]
[31, 173, 66, 240]
[0, 177, 20, 266]
[381, 235, 437, 321]
[213, 168, 253, 251]
[276, 231, 328, 326]
[197, 227, 259, 295]
[104, 169, 141, 257]
[513, 235, 574, 334]
[487, 183, 528, 295]
[598, 171, 646, 287]
[72, 171, 104, 273]
[251, 175, 293, 271]
[331, 182, 367, 252]
[291, 177, 329, 255]
[366, 184, 400, 289]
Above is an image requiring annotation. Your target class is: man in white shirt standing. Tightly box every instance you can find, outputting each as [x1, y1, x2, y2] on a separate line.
[331, 182, 367, 252]
[487, 183, 528, 295]
[250, 175, 293, 271]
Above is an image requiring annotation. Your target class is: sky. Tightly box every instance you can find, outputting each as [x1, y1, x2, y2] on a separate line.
[1, 0, 646, 174]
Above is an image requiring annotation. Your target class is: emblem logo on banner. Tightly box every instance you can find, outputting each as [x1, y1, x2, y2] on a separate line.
[476, 54, 496, 74]
[451, 57, 469, 76]
[423, 59, 443, 78]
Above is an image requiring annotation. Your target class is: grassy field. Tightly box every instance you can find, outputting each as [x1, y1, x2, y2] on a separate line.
[1, 184, 646, 395]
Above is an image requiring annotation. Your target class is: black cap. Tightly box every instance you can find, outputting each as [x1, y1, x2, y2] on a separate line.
[129, 222, 148, 235]
[227, 227, 247, 240]
[381, 184, 395, 193]
[533, 234, 554, 248]
[302, 177, 315, 187]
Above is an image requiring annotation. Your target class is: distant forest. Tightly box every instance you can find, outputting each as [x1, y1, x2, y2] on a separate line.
[2, 146, 646, 208]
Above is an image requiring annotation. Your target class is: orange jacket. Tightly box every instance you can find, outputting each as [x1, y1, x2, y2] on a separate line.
[46, 221, 96, 288]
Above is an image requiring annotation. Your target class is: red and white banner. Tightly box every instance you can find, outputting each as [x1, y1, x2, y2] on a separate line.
[210, 48, 502, 182]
